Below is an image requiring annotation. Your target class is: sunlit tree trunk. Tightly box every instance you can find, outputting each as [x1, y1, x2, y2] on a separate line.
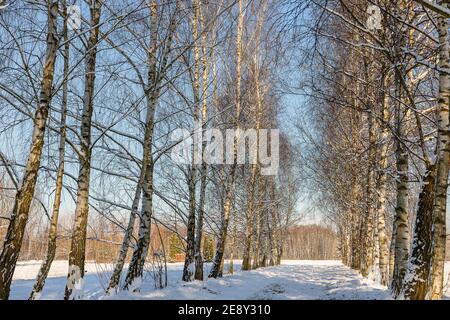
[103, 0, 178, 293]
[64, 0, 102, 300]
[376, 74, 391, 287]
[360, 62, 375, 277]
[123, 1, 158, 291]
[228, 206, 237, 274]
[194, 3, 210, 281]
[391, 73, 410, 297]
[183, 165, 197, 281]
[242, 165, 258, 270]
[122, 0, 178, 290]
[0, 1, 59, 300]
[183, 0, 201, 282]
[428, 2, 450, 299]
[106, 173, 143, 294]
[350, 186, 361, 270]
[208, 0, 244, 279]
[29, 2, 69, 300]
[242, 5, 264, 271]
[268, 180, 278, 266]
[402, 163, 436, 299]
[209, 193, 233, 278]
[252, 176, 264, 269]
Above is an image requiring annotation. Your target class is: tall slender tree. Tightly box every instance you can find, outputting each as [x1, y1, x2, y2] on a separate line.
[0, 1, 59, 300]
[64, 0, 102, 300]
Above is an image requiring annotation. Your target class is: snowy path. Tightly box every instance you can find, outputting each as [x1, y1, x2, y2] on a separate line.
[127, 260, 391, 300]
[9, 260, 449, 300]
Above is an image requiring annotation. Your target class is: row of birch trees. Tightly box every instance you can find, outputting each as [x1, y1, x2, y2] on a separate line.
[0, 0, 300, 299]
[297, 0, 449, 299]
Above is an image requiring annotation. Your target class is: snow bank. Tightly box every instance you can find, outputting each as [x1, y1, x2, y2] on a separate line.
[8, 260, 450, 300]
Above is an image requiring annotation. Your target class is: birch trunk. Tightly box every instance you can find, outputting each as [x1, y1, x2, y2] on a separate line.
[64, 0, 101, 300]
[208, 0, 243, 279]
[361, 108, 375, 276]
[208, 193, 233, 278]
[194, 3, 209, 280]
[377, 199, 389, 286]
[123, 0, 178, 290]
[391, 76, 410, 297]
[106, 173, 143, 294]
[194, 163, 207, 280]
[123, 91, 156, 291]
[376, 75, 391, 286]
[360, 61, 375, 276]
[428, 2, 450, 299]
[402, 165, 436, 299]
[252, 176, 264, 269]
[389, 228, 396, 283]
[183, 0, 201, 282]
[194, 159, 207, 280]
[194, 9, 213, 280]
[228, 206, 237, 274]
[350, 172, 362, 270]
[123, 151, 154, 291]
[252, 210, 261, 269]
[242, 6, 264, 271]
[242, 166, 257, 270]
[0, 1, 59, 300]
[268, 180, 277, 266]
[183, 167, 197, 281]
[403, 2, 449, 300]
[123, 0, 179, 290]
[29, 3, 69, 299]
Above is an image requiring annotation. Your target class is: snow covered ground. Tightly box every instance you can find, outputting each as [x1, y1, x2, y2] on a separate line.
[9, 260, 450, 300]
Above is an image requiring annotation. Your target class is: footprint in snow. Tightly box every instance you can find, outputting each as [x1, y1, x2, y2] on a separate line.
[248, 283, 286, 299]
[202, 287, 219, 294]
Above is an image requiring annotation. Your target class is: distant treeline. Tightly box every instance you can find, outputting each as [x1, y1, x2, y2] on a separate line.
[283, 225, 339, 260]
[1, 217, 339, 262]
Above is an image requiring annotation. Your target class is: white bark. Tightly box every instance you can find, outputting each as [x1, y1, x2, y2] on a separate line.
[428, 1, 450, 299]
[0, 1, 59, 300]
[65, 0, 102, 300]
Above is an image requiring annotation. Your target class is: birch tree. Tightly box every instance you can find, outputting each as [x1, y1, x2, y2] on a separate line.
[428, 0, 450, 300]
[209, 0, 244, 278]
[0, 0, 59, 300]
[29, 1, 70, 300]
[64, 0, 102, 300]
[123, 0, 179, 291]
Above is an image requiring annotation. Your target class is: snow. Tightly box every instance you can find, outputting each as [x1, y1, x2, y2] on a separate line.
[12, 260, 108, 280]
[9, 260, 450, 300]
